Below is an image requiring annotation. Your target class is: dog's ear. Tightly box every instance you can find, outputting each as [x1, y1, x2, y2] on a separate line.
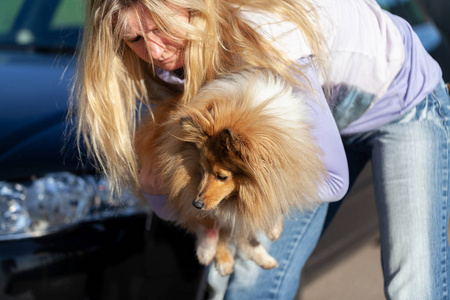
[205, 103, 215, 118]
[180, 116, 197, 131]
[220, 128, 249, 160]
[180, 116, 208, 145]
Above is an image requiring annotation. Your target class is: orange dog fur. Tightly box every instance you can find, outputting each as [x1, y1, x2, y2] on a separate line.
[136, 70, 326, 276]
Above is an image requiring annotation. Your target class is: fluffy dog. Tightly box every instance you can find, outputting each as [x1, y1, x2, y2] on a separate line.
[136, 70, 325, 276]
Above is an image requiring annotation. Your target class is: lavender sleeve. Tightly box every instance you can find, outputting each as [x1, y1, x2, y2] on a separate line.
[142, 192, 176, 221]
[296, 58, 349, 202]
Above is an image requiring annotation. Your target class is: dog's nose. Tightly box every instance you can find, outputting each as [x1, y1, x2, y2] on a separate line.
[192, 200, 205, 209]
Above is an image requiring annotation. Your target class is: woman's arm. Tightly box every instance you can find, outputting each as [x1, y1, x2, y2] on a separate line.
[296, 58, 349, 202]
[142, 192, 176, 221]
[241, 9, 349, 202]
[140, 157, 176, 220]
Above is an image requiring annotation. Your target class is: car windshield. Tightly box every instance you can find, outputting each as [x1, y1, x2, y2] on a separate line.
[0, 0, 84, 52]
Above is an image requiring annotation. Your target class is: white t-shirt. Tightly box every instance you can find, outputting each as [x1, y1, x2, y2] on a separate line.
[240, 0, 405, 104]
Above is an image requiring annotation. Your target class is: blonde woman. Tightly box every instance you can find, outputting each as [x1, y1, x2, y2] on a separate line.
[73, 0, 450, 299]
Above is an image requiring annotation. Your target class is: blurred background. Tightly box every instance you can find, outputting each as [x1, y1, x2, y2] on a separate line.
[0, 0, 448, 299]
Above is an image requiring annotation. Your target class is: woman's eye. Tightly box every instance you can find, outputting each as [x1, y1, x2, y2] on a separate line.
[129, 35, 142, 43]
[152, 28, 164, 37]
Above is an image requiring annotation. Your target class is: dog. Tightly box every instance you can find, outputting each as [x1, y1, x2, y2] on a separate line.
[136, 69, 325, 276]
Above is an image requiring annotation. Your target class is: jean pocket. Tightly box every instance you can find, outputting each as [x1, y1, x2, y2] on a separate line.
[394, 96, 428, 124]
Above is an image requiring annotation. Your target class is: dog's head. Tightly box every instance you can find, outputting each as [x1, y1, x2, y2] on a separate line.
[179, 115, 251, 211]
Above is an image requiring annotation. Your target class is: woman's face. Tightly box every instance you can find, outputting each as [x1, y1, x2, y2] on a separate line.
[122, 5, 189, 71]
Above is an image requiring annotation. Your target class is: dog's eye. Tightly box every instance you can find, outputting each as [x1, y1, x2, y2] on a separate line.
[216, 174, 228, 181]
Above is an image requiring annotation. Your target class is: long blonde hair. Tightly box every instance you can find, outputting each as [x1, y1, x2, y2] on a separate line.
[71, 0, 327, 195]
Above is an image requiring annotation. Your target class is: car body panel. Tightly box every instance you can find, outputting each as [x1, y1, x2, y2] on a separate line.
[0, 51, 79, 180]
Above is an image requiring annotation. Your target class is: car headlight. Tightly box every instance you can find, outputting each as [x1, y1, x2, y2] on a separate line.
[0, 172, 146, 240]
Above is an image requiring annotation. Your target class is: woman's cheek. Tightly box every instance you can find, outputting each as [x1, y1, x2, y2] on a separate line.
[125, 41, 150, 63]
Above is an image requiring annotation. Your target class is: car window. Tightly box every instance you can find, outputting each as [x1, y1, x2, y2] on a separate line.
[51, 0, 85, 30]
[0, 0, 85, 52]
[0, 0, 26, 34]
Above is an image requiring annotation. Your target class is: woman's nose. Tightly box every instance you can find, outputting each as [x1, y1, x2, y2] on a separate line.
[148, 38, 165, 60]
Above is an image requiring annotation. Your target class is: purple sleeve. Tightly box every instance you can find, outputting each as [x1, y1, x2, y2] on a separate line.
[296, 58, 349, 202]
[141, 192, 176, 221]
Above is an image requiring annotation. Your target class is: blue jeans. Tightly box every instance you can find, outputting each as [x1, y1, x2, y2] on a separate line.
[207, 80, 450, 300]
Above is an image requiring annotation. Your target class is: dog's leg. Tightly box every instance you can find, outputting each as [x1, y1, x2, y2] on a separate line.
[238, 237, 279, 270]
[214, 229, 235, 276]
[195, 219, 219, 265]
[265, 217, 284, 241]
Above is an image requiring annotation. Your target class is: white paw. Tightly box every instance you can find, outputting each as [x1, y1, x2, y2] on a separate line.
[197, 243, 217, 265]
[266, 226, 282, 241]
[241, 243, 279, 270]
[215, 259, 235, 276]
[196, 228, 219, 265]
[266, 219, 283, 241]
[258, 254, 279, 269]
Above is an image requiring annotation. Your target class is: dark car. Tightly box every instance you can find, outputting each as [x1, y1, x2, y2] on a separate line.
[0, 1, 448, 300]
[0, 1, 204, 299]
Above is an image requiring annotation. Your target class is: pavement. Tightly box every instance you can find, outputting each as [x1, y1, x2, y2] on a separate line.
[299, 236, 384, 300]
[297, 163, 385, 299]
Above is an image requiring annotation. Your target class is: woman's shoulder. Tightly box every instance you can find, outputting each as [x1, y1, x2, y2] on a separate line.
[239, 8, 314, 61]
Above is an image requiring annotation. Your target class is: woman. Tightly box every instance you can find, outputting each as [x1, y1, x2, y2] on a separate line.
[72, 0, 450, 299]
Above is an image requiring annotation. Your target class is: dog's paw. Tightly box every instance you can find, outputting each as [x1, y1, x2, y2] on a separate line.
[215, 257, 235, 276]
[258, 254, 279, 270]
[266, 218, 283, 241]
[196, 228, 219, 265]
[240, 242, 279, 270]
[197, 243, 217, 265]
[266, 227, 282, 241]
[215, 244, 235, 276]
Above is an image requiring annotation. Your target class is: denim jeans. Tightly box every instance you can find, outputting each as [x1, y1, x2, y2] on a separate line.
[207, 80, 450, 300]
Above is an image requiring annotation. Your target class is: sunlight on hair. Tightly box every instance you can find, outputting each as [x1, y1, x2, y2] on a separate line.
[70, 0, 329, 197]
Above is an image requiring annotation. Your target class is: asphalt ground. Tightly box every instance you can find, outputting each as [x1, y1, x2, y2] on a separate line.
[298, 163, 385, 299]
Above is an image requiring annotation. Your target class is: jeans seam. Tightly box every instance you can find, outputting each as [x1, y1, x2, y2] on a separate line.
[443, 136, 449, 299]
[271, 206, 320, 300]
